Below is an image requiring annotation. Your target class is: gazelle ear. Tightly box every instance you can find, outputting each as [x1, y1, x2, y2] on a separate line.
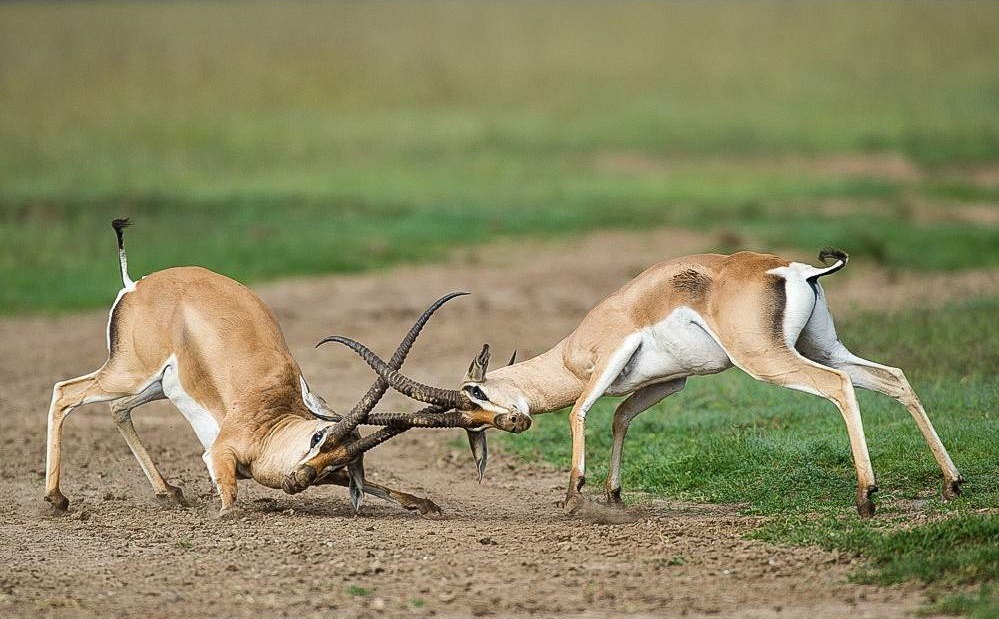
[507, 350, 518, 366]
[464, 344, 491, 382]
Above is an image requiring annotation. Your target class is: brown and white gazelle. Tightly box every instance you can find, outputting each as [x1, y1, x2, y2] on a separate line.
[329, 249, 964, 517]
[44, 219, 506, 517]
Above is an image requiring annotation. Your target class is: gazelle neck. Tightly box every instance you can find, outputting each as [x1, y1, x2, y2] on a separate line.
[487, 340, 584, 414]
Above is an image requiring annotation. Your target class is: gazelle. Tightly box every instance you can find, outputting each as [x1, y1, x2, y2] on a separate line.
[44, 219, 510, 517]
[327, 249, 964, 517]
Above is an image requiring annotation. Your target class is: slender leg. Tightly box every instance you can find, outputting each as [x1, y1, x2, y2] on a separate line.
[565, 335, 643, 511]
[316, 469, 442, 516]
[604, 378, 686, 505]
[796, 288, 963, 499]
[822, 350, 963, 498]
[45, 370, 119, 512]
[109, 387, 188, 506]
[730, 347, 878, 517]
[205, 445, 239, 516]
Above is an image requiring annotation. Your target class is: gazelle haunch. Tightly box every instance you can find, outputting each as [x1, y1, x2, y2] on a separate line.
[44, 220, 497, 517]
[332, 249, 964, 518]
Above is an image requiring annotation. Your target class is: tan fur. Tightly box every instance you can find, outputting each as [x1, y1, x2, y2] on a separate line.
[463, 251, 962, 517]
[45, 267, 437, 516]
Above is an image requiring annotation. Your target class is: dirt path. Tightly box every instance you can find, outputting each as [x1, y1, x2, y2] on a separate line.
[2, 228, 995, 618]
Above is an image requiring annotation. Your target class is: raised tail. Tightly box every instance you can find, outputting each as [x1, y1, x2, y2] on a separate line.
[807, 247, 849, 279]
[111, 218, 134, 288]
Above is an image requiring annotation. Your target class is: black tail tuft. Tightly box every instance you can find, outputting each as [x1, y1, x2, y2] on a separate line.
[112, 218, 131, 250]
[818, 247, 848, 266]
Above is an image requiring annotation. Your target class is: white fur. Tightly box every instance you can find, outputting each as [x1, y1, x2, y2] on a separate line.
[105, 282, 136, 351]
[767, 263, 819, 348]
[160, 355, 220, 451]
[299, 376, 327, 417]
[607, 307, 732, 395]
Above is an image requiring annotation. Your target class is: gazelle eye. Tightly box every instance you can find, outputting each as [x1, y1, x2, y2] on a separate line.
[310, 431, 324, 449]
[466, 385, 488, 402]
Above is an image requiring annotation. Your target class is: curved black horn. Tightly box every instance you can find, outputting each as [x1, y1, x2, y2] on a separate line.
[316, 292, 468, 438]
[316, 336, 467, 409]
[323, 404, 446, 465]
[365, 407, 469, 429]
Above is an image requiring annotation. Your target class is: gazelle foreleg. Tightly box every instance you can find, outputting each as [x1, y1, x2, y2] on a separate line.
[564, 335, 642, 512]
[605, 378, 686, 505]
[109, 387, 189, 507]
[205, 443, 239, 516]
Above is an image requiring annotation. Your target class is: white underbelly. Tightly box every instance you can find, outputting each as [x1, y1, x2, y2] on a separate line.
[160, 356, 221, 451]
[607, 307, 732, 395]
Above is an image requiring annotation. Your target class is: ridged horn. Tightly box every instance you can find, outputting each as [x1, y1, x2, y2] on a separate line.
[316, 291, 469, 439]
[316, 336, 469, 409]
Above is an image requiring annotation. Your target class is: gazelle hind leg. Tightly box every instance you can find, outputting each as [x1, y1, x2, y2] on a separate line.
[46, 370, 120, 512]
[834, 355, 963, 498]
[109, 386, 188, 507]
[316, 469, 442, 516]
[727, 346, 878, 517]
[605, 378, 686, 505]
[796, 288, 963, 498]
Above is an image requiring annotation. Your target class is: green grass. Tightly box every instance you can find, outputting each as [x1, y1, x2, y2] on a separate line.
[2, 2, 999, 313]
[345, 585, 371, 598]
[924, 586, 999, 619]
[6, 190, 998, 314]
[502, 298, 999, 614]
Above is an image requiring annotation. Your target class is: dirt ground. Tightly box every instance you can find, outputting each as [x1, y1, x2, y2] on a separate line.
[2, 228, 996, 619]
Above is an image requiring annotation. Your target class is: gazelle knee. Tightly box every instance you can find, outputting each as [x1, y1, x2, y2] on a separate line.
[110, 405, 131, 424]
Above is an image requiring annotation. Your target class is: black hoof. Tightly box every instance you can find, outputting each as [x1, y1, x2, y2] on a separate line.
[604, 488, 625, 507]
[156, 485, 189, 507]
[856, 485, 878, 519]
[45, 493, 70, 514]
[563, 494, 587, 515]
[943, 476, 964, 501]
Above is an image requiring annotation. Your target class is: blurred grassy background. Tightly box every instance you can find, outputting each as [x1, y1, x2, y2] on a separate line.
[2, 1, 998, 312]
[2, 3, 996, 615]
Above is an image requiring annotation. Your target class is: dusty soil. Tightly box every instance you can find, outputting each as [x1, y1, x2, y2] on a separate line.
[3, 228, 995, 619]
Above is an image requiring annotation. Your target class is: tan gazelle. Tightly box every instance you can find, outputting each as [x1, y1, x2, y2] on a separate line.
[328, 249, 964, 518]
[44, 219, 512, 517]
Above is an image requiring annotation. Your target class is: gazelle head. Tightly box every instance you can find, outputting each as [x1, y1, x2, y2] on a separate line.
[458, 345, 532, 428]
[282, 291, 529, 494]
[278, 419, 345, 493]
[316, 337, 533, 434]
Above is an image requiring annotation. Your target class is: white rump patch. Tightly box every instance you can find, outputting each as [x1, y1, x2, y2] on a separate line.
[160, 355, 220, 451]
[105, 281, 137, 352]
[767, 264, 821, 348]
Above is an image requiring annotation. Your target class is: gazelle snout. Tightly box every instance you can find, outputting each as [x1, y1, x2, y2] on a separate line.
[493, 410, 531, 433]
[283, 464, 317, 495]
